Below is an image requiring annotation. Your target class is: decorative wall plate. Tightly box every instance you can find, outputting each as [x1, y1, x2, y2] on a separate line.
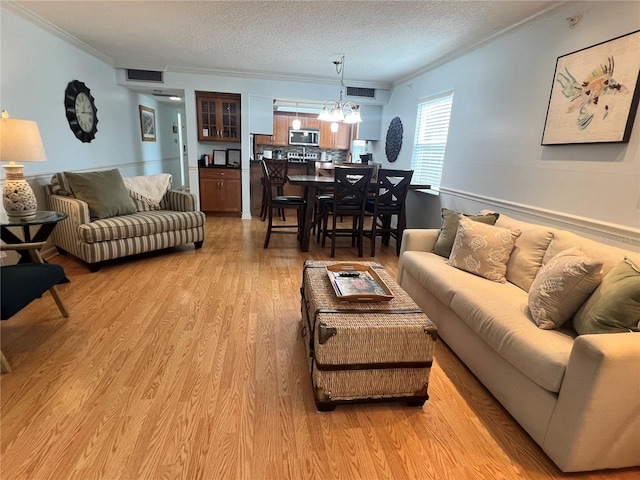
[385, 116, 403, 162]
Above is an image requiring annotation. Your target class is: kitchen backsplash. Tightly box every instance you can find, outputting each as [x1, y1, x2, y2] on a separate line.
[256, 145, 348, 163]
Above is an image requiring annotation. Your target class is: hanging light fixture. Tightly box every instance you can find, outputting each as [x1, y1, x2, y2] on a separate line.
[291, 102, 302, 130]
[318, 54, 362, 125]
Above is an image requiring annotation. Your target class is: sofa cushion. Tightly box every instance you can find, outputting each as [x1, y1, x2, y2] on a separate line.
[543, 230, 639, 277]
[432, 208, 499, 258]
[64, 169, 137, 220]
[399, 251, 525, 307]
[450, 289, 576, 393]
[448, 215, 521, 283]
[528, 248, 603, 330]
[77, 210, 205, 244]
[492, 213, 554, 291]
[573, 257, 640, 334]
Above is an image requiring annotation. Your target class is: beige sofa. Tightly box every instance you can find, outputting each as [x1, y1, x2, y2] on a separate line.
[397, 212, 640, 472]
[46, 171, 205, 272]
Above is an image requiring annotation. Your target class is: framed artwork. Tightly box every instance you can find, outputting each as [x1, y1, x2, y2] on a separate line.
[541, 30, 640, 145]
[139, 105, 156, 142]
[213, 150, 226, 166]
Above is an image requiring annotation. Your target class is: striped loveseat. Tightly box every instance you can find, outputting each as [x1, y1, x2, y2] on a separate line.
[46, 172, 205, 272]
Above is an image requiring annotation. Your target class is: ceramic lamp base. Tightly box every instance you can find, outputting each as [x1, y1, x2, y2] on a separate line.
[2, 164, 37, 219]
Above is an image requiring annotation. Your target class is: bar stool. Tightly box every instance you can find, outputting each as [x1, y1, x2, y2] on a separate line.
[262, 160, 306, 248]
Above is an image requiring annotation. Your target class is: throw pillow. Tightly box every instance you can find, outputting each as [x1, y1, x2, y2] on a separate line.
[447, 215, 521, 283]
[433, 208, 500, 258]
[528, 248, 603, 330]
[573, 257, 640, 334]
[64, 169, 137, 220]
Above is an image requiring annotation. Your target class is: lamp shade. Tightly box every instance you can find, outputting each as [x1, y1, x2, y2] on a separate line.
[0, 118, 47, 163]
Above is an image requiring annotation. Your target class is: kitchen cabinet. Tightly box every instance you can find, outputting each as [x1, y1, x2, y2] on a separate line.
[255, 114, 289, 146]
[320, 121, 351, 150]
[196, 91, 241, 142]
[299, 116, 320, 129]
[199, 168, 241, 215]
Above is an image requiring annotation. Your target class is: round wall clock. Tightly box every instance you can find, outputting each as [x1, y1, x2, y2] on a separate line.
[64, 80, 98, 143]
[385, 116, 403, 163]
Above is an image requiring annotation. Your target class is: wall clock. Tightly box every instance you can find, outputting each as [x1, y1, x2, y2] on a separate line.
[64, 80, 98, 143]
[385, 116, 403, 163]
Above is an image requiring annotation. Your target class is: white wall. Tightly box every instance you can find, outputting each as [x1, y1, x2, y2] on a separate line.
[0, 8, 181, 211]
[379, 1, 639, 249]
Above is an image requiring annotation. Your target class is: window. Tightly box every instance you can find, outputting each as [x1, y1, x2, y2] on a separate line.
[350, 139, 368, 162]
[411, 91, 453, 191]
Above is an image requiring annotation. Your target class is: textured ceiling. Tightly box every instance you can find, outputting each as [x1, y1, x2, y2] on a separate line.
[12, 0, 562, 87]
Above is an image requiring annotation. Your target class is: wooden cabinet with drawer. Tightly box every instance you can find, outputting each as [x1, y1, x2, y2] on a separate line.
[199, 168, 241, 215]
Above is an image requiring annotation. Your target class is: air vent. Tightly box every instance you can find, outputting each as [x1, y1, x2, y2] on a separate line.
[126, 69, 164, 83]
[346, 86, 376, 98]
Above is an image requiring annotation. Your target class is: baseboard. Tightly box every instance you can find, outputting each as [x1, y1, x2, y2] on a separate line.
[439, 187, 640, 251]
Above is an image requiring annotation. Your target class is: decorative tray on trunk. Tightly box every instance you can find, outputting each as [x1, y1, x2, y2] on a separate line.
[325, 263, 394, 302]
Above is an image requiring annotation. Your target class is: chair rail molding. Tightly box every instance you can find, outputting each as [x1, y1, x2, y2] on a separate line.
[439, 187, 640, 251]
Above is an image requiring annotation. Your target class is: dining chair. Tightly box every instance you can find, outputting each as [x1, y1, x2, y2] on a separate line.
[261, 160, 306, 248]
[313, 163, 379, 242]
[320, 166, 374, 257]
[261, 158, 289, 221]
[364, 169, 414, 256]
[1, 242, 70, 372]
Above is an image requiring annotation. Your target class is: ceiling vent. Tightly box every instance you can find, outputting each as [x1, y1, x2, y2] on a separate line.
[126, 69, 164, 83]
[346, 86, 376, 98]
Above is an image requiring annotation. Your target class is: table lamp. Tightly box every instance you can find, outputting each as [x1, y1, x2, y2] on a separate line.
[0, 110, 46, 219]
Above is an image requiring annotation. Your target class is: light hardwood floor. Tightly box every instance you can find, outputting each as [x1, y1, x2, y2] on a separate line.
[1, 217, 637, 480]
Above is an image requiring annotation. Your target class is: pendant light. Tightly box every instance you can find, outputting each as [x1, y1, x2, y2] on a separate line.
[318, 54, 362, 125]
[291, 102, 302, 130]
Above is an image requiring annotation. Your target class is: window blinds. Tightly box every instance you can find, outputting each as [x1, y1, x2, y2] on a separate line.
[411, 92, 453, 190]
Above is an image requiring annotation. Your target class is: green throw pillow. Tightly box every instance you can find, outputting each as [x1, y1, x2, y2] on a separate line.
[573, 257, 640, 335]
[64, 169, 137, 220]
[432, 208, 500, 258]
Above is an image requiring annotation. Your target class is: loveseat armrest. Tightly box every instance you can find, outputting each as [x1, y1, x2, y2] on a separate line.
[542, 332, 640, 472]
[161, 189, 198, 212]
[46, 194, 91, 258]
[46, 194, 91, 225]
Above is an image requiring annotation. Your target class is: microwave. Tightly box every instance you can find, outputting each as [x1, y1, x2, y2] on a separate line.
[289, 128, 320, 146]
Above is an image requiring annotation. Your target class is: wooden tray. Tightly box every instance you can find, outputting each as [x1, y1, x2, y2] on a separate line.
[325, 263, 394, 302]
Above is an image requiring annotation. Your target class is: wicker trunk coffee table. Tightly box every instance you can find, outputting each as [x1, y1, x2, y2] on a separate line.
[301, 261, 437, 411]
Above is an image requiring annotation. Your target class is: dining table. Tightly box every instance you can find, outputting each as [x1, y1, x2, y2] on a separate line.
[287, 173, 430, 252]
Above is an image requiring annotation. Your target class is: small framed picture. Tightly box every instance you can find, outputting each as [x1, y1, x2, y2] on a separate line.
[227, 149, 241, 167]
[139, 105, 156, 142]
[213, 150, 226, 166]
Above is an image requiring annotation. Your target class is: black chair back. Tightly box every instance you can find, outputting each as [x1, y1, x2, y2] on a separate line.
[332, 166, 373, 213]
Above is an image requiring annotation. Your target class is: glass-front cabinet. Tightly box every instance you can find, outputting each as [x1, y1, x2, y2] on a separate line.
[196, 91, 241, 142]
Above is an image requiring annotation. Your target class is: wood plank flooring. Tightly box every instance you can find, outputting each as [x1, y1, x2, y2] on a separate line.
[1, 217, 637, 479]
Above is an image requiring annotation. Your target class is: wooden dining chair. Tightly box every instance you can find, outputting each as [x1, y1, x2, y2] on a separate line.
[261, 160, 306, 248]
[261, 158, 289, 221]
[320, 166, 374, 257]
[364, 169, 414, 256]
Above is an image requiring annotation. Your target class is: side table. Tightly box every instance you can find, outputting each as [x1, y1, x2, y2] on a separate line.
[1, 211, 68, 264]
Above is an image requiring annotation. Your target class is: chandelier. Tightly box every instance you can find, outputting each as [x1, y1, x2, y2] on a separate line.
[318, 54, 362, 125]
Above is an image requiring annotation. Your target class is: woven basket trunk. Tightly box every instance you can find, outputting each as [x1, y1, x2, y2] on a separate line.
[301, 261, 437, 410]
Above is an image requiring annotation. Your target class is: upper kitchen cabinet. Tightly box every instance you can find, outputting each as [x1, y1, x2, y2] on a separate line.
[255, 113, 289, 146]
[196, 91, 241, 142]
[319, 121, 351, 150]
